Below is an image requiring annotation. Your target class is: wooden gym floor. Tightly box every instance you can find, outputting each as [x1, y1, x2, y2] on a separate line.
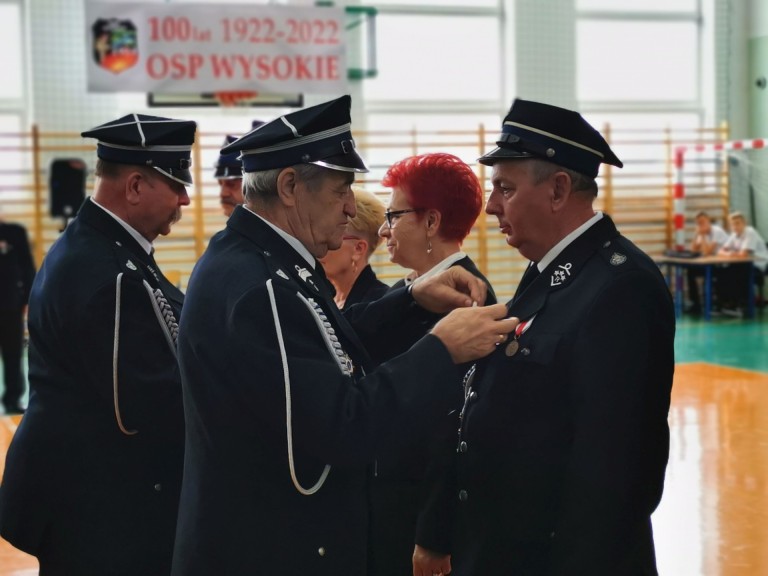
[1, 315, 768, 575]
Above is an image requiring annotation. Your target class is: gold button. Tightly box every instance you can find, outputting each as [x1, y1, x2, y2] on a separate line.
[318, 547, 326, 557]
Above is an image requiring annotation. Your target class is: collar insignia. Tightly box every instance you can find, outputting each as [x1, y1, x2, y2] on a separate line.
[295, 265, 319, 291]
[550, 263, 573, 287]
[276, 269, 289, 280]
[126, 260, 137, 271]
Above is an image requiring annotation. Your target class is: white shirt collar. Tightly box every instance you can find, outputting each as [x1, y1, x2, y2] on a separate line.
[406, 251, 467, 286]
[243, 205, 316, 269]
[90, 197, 153, 255]
[536, 211, 603, 272]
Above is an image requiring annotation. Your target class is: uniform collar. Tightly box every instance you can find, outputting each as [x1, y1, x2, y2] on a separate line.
[90, 197, 153, 255]
[242, 205, 316, 269]
[536, 211, 603, 272]
[406, 251, 468, 286]
[510, 214, 620, 320]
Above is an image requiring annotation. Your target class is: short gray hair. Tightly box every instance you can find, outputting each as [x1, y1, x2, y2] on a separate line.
[243, 163, 331, 205]
[528, 159, 598, 197]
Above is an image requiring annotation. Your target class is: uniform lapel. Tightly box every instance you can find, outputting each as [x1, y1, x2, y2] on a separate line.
[228, 206, 372, 370]
[469, 216, 622, 391]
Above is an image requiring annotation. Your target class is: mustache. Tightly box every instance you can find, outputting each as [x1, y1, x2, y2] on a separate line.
[171, 208, 182, 225]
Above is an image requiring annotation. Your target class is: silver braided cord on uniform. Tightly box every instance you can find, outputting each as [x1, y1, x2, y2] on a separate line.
[142, 280, 179, 358]
[113, 273, 138, 436]
[266, 279, 331, 496]
[298, 295, 353, 376]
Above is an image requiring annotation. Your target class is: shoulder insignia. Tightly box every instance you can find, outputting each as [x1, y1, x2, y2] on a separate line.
[125, 259, 138, 270]
[610, 252, 627, 266]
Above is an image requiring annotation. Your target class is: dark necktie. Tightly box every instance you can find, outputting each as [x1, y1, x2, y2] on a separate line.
[514, 262, 540, 301]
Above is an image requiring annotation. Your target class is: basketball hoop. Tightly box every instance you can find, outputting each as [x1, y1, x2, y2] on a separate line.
[213, 91, 260, 107]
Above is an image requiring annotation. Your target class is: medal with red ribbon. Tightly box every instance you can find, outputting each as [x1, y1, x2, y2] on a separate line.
[505, 315, 534, 357]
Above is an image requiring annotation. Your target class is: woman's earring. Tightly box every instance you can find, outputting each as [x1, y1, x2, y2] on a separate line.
[427, 239, 433, 254]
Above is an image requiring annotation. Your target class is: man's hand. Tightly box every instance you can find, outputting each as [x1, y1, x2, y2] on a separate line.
[411, 267, 488, 313]
[413, 544, 451, 576]
[431, 303, 518, 364]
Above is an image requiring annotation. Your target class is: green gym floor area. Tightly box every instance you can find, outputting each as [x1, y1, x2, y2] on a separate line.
[675, 313, 768, 373]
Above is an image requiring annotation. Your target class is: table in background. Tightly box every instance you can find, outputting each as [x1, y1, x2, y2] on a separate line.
[655, 256, 756, 320]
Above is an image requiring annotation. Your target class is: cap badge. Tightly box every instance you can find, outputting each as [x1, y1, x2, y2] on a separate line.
[126, 260, 137, 271]
[610, 253, 627, 266]
[550, 263, 573, 287]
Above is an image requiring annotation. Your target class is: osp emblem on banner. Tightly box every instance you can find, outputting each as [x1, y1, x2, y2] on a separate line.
[91, 18, 139, 74]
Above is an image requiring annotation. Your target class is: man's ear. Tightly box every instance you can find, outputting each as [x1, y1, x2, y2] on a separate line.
[276, 168, 299, 207]
[551, 171, 572, 212]
[125, 171, 143, 206]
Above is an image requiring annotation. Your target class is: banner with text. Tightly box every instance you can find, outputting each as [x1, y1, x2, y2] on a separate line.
[85, 2, 347, 94]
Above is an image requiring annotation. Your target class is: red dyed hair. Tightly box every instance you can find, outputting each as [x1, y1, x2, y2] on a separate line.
[381, 153, 483, 243]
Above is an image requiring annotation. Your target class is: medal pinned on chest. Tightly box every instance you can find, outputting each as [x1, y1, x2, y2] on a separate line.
[505, 315, 535, 357]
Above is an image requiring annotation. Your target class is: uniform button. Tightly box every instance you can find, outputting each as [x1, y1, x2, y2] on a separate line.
[318, 547, 326, 557]
[520, 348, 530, 356]
[469, 391, 478, 402]
[459, 441, 468, 453]
[458, 489, 468, 502]
[154, 483, 162, 492]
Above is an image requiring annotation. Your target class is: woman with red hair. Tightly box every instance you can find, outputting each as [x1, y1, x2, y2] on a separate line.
[370, 152, 496, 576]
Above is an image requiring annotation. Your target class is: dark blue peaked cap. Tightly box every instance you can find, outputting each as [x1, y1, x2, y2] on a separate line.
[479, 98, 622, 179]
[82, 113, 196, 185]
[214, 120, 266, 179]
[221, 95, 368, 173]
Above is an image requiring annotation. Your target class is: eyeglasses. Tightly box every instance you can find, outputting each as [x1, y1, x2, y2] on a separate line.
[384, 208, 424, 229]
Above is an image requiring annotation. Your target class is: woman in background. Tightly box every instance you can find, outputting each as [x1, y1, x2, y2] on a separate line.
[370, 152, 496, 576]
[319, 190, 389, 310]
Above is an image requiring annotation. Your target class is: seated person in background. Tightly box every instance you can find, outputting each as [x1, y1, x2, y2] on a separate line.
[715, 211, 768, 310]
[368, 152, 497, 576]
[215, 121, 264, 217]
[318, 190, 389, 309]
[686, 211, 728, 314]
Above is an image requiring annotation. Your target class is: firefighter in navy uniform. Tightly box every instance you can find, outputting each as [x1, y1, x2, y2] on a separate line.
[414, 99, 676, 576]
[215, 120, 265, 217]
[171, 95, 517, 576]
[0, 114, 195, 576]
[0, 215, 36, 414]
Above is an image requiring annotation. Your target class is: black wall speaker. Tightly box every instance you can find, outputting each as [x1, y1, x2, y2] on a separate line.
[49, 159, 87, 218]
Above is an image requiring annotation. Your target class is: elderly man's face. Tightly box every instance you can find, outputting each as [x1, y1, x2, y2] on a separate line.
[219, 178, 243, 216]
[136, 169, 191, 241]
[486, 160, 553, 262]
[293, 169, 357, 259]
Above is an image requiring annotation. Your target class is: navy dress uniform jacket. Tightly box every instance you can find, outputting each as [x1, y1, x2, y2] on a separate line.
[366, 256, 496, 576]
[341, 263, 389, 309]
[0, 221, 36, 311]
[437, 214, 675, 575]
[172, 206, 462, 576]
[0, 198, 185, 576]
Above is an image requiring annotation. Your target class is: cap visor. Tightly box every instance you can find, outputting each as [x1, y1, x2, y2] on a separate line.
[312, 151, 369, 173]
[155, 167, 193, 186]
[477, 147, 534, 166]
